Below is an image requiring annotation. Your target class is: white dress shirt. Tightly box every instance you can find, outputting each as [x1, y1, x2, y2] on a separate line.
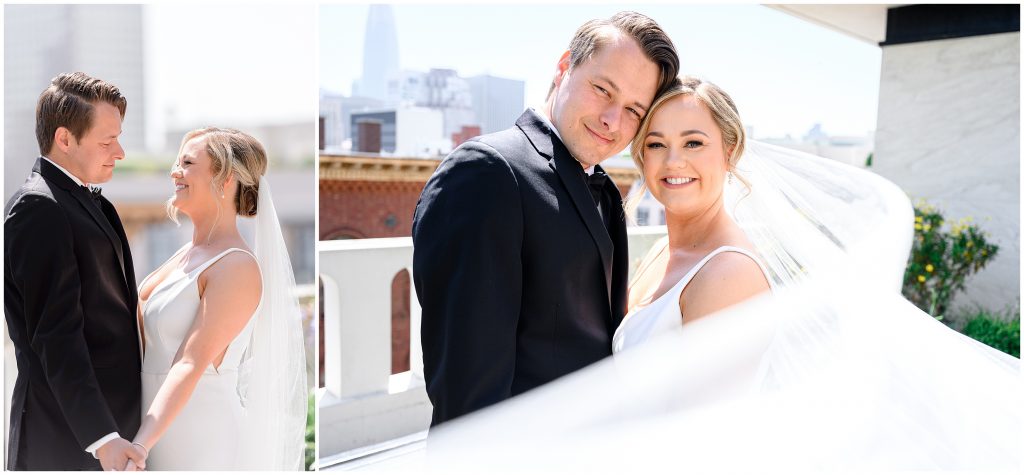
[40, 156, 91, 187]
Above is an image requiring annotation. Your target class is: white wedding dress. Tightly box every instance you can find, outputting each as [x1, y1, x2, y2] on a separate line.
[413, 141, 1021, 473]
[612, 245, 772, 353]
[139, 246, 260, 470]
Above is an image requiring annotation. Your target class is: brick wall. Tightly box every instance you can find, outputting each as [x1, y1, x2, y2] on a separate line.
[319, 179, 426, 240]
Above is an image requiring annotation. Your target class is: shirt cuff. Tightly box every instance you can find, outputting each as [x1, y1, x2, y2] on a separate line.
[85, 432, 121, 458]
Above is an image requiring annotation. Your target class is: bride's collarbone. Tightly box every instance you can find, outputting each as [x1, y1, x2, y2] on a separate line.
[629, 252, 700, 309]
[629, 243, 751, 311]
[178, 242, 250, 272]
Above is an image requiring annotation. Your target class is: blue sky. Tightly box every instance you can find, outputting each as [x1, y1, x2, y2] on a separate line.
[320, 4, 883, 139]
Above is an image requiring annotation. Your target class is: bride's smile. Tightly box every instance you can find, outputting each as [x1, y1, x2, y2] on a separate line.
[168, 137, 230, 217]
[638, 93, 735, 220]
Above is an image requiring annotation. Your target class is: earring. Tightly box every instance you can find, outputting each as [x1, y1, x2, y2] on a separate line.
[727, 171, 734, 185]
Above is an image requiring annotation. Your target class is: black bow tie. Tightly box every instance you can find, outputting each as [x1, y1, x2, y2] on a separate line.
[586, 170, 608, 206]
[82, 185, 102, 204]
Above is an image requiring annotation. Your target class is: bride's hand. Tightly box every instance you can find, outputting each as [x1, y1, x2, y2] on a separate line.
[124, 442, 148, 471]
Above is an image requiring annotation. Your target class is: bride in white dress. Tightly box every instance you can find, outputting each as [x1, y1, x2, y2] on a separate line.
[131, 128, 306, 470]
[417, 78, 1020, 472]
[613, 78, 771, 352]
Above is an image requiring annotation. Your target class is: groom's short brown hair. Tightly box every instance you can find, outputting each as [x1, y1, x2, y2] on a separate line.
[548, 11, 679, 100]
[35, 72, 127, 156]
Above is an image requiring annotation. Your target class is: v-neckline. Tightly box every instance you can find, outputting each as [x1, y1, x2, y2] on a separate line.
[140, 247, 239, 314]
[140, 266, 186, 315]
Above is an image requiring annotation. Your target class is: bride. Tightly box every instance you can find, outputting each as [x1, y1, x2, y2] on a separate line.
[131, 128, 306, 470]
[613, 76, 771, 352]
[418, 78, 1022, 472]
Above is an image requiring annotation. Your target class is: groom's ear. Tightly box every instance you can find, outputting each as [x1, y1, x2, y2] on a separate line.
[553, 50, 571, 87]
[53, 127, 73, 154]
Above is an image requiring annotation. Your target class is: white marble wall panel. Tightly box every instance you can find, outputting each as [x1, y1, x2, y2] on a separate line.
[874, 32, 1020, 320]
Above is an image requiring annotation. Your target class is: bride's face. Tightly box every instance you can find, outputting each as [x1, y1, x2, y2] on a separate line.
[169, 137, 219, 217]
[641, 94, 730, 217]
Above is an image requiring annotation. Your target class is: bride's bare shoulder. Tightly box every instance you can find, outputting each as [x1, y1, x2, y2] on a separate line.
[198, 250, 262, 304]
[679, 250, 770, 324]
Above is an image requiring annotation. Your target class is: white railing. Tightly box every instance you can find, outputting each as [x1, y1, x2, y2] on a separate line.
[316, 226, 668, 467]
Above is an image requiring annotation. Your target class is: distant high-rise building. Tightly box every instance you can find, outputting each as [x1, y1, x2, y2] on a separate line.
[320, 91, 346, 150]
[351, 107, 446, 157]
[353, 5, 399, 102]
[388, 69, 476, 139]
[467, 74, 526, 134]
[4, 4, 147, 196]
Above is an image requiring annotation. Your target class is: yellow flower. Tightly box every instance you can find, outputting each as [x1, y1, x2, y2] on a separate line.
[925, 264, 934, 272]
[915, 223, 922, 230]
[966, 241, 974, 247]
[922, 224, 931, 232]
[915, 216, 923, 223]
[917, 275, 926, 283]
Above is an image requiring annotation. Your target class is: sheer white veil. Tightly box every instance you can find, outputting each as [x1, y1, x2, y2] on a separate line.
[411, 141, 1022, 472]
[237, 176, 308, 470]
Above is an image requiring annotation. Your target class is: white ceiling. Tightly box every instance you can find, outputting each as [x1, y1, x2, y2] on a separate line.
[767, 4, 899, 44]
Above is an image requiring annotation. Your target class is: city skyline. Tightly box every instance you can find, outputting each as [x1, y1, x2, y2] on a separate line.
[320, 4, 882, 139]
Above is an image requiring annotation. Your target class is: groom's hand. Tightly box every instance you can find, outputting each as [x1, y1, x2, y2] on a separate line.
[96, 437, 146, 471]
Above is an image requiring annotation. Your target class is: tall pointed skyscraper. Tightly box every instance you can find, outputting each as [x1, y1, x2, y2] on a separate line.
[353, 5, 399, 102]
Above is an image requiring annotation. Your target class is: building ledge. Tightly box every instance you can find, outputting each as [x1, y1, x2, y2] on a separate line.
[319, 153, 640, 186]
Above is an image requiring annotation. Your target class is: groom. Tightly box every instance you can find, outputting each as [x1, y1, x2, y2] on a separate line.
[413, 12, 678, 426]
[4, 72, 145, 470]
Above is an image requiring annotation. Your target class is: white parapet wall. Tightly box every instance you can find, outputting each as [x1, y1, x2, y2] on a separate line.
[317, 237, 432, 463]
[873, 32, 1020, 319]
[317, 226, 668, 465]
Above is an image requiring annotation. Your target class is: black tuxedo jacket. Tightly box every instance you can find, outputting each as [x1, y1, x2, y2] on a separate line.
[4, 158, 141, 470]
[412, 109, 629, 426]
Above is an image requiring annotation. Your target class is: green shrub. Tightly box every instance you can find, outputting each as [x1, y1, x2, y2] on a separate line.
[902, 201, 998, 320]
[306, 393, 315, 470]
[960, 310, 1020, 358]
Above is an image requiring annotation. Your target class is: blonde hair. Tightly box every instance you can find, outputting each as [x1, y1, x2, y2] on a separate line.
[167, 127, 268, 223]
[625, 76, 748, 214]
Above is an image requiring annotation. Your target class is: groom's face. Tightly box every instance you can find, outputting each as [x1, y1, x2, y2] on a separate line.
[548, 34, 659, 168]
[64, 102, 125, 184]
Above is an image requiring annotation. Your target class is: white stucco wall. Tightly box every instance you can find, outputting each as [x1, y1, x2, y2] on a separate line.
[873, 32, 1020, 319]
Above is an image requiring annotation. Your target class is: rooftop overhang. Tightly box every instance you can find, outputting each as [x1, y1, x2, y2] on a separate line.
[767, 4, 896, 44]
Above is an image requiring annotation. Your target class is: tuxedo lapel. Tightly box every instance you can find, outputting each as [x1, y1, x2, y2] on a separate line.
[516, 111, 614, 303]
[36, 158, 128, 286]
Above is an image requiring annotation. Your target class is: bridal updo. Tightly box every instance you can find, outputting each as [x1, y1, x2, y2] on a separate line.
[626, 76, 748, 213]
[170, 127, 267, 221]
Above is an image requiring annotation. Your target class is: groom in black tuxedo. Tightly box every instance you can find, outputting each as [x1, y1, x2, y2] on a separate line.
[4, 73, 145, 470]
[413, 12, 679, 426]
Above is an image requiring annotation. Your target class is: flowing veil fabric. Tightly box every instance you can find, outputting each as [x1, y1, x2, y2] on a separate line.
[413, 141, 1022, 472]
[237, 177, 308, 470]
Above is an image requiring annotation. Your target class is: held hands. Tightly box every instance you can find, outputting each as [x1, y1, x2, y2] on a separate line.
[124, 443, 149, 471]
[96, 437, 147, 471]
